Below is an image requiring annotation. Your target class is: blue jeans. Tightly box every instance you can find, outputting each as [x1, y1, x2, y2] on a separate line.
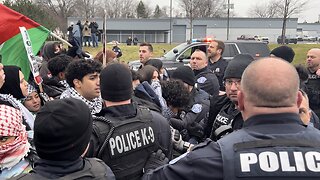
[91, 33, 98, 47]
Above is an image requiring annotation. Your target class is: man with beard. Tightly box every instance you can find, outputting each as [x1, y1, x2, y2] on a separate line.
[207, 54, 254, 140]
[305, 48, 320, 118]
[207, 40, 228, 91]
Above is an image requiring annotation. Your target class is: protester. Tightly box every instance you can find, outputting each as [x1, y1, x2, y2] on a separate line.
[39, 42, 66, 78]
[270, 45, 295, 63]
[42, 54, 73, 99]
[0, 65, 34, 130]
[142, 57, 320, 180]
[207, 40, 228, 91]
[0, 105, 34, 179]
[61, 59, 102, 115]
[87, 63, 172, 180]
[169, 66, 210, 143]
[14, 98, 115, 179]
[22, 84, 43, 116]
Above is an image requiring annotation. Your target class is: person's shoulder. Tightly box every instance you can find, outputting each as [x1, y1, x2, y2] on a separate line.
[181, 139, 222, 162]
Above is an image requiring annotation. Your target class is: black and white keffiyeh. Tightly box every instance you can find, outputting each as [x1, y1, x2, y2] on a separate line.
[60, 87, 102, 114]
[59, 80, 70, 89]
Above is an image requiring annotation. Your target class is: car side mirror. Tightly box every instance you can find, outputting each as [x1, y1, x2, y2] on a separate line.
[173, 49, 178, 54]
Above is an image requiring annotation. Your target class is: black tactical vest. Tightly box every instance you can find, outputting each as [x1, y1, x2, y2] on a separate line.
[13, 158, 111, 180]
[218, 127, 320, 180]
[93, 106, 159, 180]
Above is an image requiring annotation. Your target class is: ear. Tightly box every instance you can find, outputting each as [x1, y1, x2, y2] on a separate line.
[73, 79, 81, 89]
[217, 49, 222, 54]
[58, 72, 65, 80]
[297, 91, 303, 108]
[237, 90, 245, 111]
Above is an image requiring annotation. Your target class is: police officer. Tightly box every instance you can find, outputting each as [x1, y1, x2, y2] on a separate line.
[305, 48, 320, 118]
[87, 63, 172, 180]
[15, 98, 115, 179]
[190, 49, 220, 97]
[208, 54, 254, 140]
[142, 57, 320, 180]
[207, 39, 228, 91]
[169, 66, 210, 143]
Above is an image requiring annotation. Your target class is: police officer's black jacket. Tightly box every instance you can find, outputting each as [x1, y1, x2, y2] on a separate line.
[13, 158, 115, 180]
[207, 94, 243, 140]
[305, 69, 320, 118]
[142, 113, 320, 180]
[208, 57, 228, 91]
[170, 88, 210, 141]
[193, 67, 220, 97]
[88, 103, 172, 180]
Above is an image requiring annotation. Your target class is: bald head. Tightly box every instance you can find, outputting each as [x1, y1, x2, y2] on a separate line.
[241, 57, 300, 108]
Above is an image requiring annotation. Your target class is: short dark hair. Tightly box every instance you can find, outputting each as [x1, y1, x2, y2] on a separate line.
[65, 59, 102, 87]
[48, 54, 73, 77]
[161, 79, 190, 108]
[139, 42, 153, 52]
[213, 40, 225, 54]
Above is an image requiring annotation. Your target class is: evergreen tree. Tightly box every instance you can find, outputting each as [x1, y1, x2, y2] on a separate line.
[136, 0, 148, 18]
[153, 5, 162, 18]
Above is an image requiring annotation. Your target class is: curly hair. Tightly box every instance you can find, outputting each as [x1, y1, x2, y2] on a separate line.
[65, 59, 102, 87]
[161, 79, 190, 108]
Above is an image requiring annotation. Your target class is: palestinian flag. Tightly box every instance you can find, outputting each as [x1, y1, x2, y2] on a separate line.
[0, 4, 50, 80]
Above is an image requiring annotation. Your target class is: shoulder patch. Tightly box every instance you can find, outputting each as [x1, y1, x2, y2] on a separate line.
[197, 77, 207, 83]
[191, 104, 202, 113]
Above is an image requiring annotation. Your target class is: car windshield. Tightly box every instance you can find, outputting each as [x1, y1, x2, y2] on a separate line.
[162, 42, 189, 61]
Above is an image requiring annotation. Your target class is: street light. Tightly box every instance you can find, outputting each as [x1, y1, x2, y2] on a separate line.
[169, 0, 172, 44]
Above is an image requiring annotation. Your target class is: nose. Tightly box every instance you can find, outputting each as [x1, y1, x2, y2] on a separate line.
[230, 82, 238, 90]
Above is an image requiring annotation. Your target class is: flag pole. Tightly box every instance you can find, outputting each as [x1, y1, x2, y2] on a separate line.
[50, 32, 73, 47]
[102, 10, 107, 67]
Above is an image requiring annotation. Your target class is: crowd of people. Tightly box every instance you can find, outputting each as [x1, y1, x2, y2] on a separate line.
[0, 36, 319, 180]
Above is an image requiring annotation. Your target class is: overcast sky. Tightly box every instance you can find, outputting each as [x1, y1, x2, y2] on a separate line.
[146, 0, 320, 23]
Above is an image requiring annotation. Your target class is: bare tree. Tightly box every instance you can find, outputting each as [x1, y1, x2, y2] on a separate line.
[249, 1, 282, 18]
[95, 0, 137, 18]
[280, 0, 308, 44]
[35, 0, 78, 31]
[73, 0, 99, 19]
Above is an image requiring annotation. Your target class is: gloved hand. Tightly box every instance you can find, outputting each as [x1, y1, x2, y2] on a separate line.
[187, 122, 204, 139]
[171, 128, 184, 151]
[144, 149, 169, 173]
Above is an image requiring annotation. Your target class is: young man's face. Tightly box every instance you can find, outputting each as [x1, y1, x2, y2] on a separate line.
[75, 72, 100, 100]
[139, 46, 153, 65]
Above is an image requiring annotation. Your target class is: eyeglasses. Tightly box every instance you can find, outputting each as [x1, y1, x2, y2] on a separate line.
[224, 79, 241, 87]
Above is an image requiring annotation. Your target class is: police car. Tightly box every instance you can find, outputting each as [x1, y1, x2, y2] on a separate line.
[129, 38, 270, 74]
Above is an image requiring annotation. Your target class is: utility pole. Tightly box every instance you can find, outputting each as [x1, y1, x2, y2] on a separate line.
[189, 0, 193, 41]
[224, 0, 233, 40]
[169, 0, 172, 44]
[227, 0, 230, 40]
[281, 0, 289, 44]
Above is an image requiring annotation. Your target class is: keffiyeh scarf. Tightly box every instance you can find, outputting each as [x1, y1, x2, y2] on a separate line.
[0, 105, 30, 170]
[60, 87, 102, 114]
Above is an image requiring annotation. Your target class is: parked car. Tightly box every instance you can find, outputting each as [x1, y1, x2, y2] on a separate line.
[237, 35, 255, 41]
[254, 35, 269, 44]
[277, 35, 297, 44]
[129, 39, 270, 74]
[303, 35, 317, 42]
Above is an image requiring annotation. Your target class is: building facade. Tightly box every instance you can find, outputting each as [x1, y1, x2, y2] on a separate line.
[67, 17, 298, 43]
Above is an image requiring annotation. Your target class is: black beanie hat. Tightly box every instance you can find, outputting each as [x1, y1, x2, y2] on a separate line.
[224, 54, 254, 80]
[100, 63, 133, 102]
[0, 66, 25, 99]
[145, 59, 163, 72]
[34, 98, 92, 161]
[171, 66, 195, 86]
[270, 46, 295, 63]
